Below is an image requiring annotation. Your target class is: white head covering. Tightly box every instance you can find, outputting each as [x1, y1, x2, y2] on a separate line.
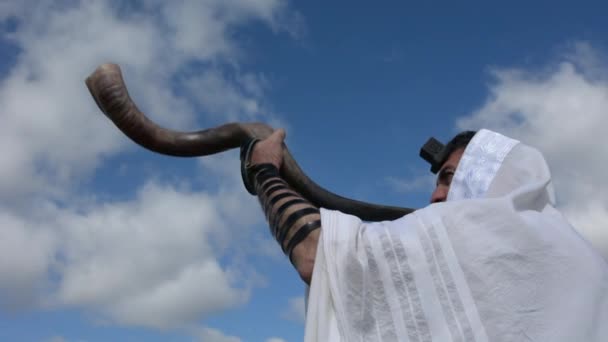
[447, 128, 556, 203]
[306, 129, 608, 342]
[448, 129, 519, 201]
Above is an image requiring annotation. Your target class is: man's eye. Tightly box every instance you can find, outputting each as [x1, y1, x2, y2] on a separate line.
[437, 169, 455, 185]
[445, 171, 454, 183]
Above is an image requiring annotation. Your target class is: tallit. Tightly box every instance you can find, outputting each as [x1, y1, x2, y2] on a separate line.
[305, 129, 608, 341]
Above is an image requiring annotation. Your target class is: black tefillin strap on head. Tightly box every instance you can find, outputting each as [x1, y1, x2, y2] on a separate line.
[419, 137, 447, 174]
[239, 137, 321, 263]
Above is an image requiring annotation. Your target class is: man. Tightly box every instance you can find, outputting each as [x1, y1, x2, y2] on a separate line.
[244, 128, 608, 341]
[427, 131, 476, 203]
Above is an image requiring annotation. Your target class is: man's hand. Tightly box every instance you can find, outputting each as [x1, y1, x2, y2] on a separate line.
[251, 129, 286, 169]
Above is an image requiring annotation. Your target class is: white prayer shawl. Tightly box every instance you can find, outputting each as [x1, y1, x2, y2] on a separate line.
[305, 129, 608, 342]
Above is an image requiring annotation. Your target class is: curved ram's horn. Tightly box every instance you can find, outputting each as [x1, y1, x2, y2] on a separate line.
[86, 63, 414, 221]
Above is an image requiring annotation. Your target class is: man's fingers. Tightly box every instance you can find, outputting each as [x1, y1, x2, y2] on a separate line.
[271, 128, 286, 143]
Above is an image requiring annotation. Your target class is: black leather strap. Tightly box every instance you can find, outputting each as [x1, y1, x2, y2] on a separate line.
[270, 198, 308, 235]
[263, 184, 289, 199]
[254, 166, 280, 190]
[264, 191, 297, 219]
[276, 207, 319, 244]
[265, 192, 296, 211]
[258, 179, 284, 192]
[286, 220, 322, 262]
[239, 134, 280, 195]
[259, 180, 289, 217]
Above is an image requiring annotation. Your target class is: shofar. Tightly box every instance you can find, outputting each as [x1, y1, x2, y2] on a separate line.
[85, 63, 414, 221]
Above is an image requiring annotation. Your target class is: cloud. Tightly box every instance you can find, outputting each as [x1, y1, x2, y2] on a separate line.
[0, 0, 293, 201]
[44, 337, 67, 342]
[0, 207, 56, 309]
[183, 68, 270, 121]
[457, 42, 608, 258]
[1, 181, 250, 326]
[53, 182, 249, 328]
[385, 174, 436, 194]
[266, 338, 288, 342]
[0, 0, 297, 337]
[192, 326, 242, 342]
[281, 296, 306, 324]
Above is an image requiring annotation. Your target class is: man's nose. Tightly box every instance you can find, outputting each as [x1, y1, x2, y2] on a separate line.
[430, 186, 448, 203]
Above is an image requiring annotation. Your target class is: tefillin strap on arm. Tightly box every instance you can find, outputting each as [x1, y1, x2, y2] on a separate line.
[419, 137, 447, 174]
[240, 138, 321, 264]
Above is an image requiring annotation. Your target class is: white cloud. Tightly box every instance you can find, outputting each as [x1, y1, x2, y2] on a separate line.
[1, 181, 250, 327]
[266, 338, 288, 342]
[386, 174, 436, 194]
[457, 42, 608, 258]
[53, 182, 249, 328]
[281, 296, 306, 324]
[183, 69, 269, 121]
[193, 326, 242, 342]
[0, 0, 292, 201]
[0, 0, 297, 337]
[0, 207, 57, 309]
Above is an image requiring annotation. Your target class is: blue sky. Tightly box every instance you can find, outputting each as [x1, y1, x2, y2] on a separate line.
[1, 1, 608, 341]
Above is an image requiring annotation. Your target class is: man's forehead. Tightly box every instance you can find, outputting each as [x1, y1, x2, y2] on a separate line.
[420, 131, 477, 174]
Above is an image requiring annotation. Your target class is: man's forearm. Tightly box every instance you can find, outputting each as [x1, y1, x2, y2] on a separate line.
[252, 164, 320, 283]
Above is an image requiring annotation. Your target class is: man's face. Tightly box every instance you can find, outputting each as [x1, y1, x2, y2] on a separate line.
[430, 148, 465, 203]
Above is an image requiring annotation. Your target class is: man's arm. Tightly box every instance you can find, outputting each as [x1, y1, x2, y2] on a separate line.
[248, 129, 320, 284]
